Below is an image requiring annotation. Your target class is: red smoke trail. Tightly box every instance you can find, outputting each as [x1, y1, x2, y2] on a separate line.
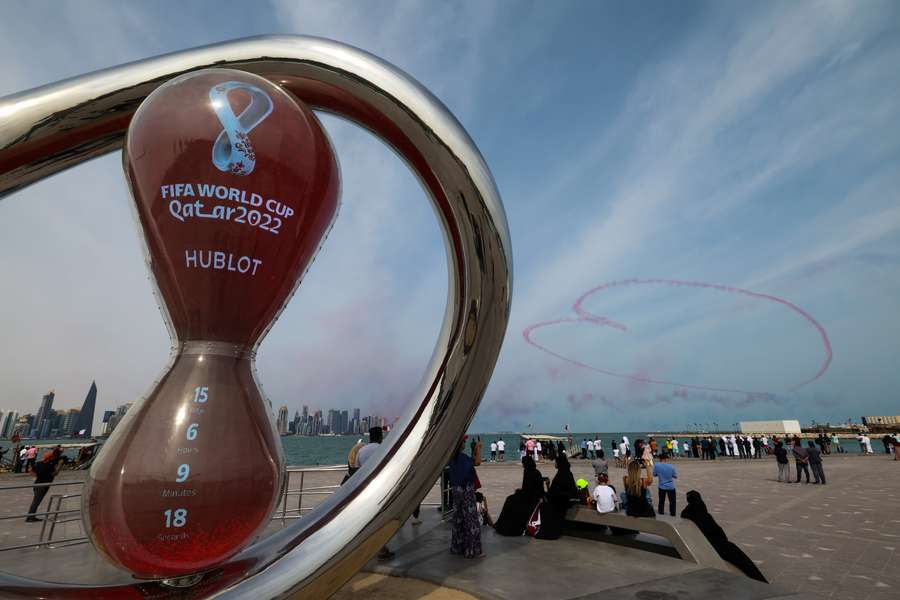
[523, 278, 832, 396]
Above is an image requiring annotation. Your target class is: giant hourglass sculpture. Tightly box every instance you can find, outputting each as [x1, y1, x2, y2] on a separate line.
[82, 69, 340, 578]
[0, 36, 510, 599]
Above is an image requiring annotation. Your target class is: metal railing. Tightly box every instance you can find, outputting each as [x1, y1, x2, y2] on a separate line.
[0, 465, 451, 553]
[0, 479, 87, 551]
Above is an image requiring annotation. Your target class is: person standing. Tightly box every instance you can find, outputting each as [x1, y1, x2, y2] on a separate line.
[792, 437, 810, 484]
[618, 439, 628, 465]
[774, 441, 791, 483]
[592, 449, 609, 479]
[490, 440, 497, 462]
[25, 446, 37, 473]
[525, 437, 535, 461]
[594, 437, 603, 459]
[586, 439, 594, 460]
[653, 453, 678, 516]
[14, 446, 25, 473]
[26, 452, 60, 522]
[806, 441, 826, 484]
[357, 427, 395, 560]
[448, 439, 482, 558]
[831, 433, 843, 454]
[535, 439, 543, 462]
[497, 437, 506, 462]
[642, 440, 654, 466]
[470, 436, 477, 459]
[882, 434, 893, 455]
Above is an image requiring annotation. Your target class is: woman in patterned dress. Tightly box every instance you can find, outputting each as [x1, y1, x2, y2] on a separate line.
[448, 440, 483, 558]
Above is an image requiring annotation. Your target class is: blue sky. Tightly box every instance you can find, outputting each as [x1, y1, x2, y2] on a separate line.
[1, 1, 899, 433]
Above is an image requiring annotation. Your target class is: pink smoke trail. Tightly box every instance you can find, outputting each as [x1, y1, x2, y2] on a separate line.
[523, 278, 833, 396]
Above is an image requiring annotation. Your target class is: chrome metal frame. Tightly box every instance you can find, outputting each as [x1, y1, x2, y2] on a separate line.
[0, 35, 512, 598]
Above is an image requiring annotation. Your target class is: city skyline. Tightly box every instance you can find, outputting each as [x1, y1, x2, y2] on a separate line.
[277, 404, 388, 437]
[0, 381, 99, 440]
[0, 383, 393, 440]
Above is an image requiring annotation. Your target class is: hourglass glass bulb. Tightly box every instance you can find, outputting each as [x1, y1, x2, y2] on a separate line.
[82, 69, 339, 578]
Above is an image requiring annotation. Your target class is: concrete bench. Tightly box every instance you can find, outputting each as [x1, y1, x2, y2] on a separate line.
[565, 506, 743, 577]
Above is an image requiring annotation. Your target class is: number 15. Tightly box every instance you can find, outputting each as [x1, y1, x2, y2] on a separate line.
[193, 386, 208, 403]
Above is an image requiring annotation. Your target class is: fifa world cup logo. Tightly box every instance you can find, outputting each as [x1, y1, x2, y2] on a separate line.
[209, 81, 273, 176]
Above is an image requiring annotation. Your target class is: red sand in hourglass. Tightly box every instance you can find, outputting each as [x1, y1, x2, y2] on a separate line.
[82, 69, 340, 578]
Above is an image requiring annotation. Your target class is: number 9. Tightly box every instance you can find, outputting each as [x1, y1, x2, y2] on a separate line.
[186, 423, 198, 441]
[176, 463, 190, 483]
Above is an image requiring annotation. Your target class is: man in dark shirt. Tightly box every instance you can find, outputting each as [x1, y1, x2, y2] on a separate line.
[25, 452, 60, 522]
[806, 441, 826, 484]
[774, 442, 790, 483]
[792, 439, 810, 483]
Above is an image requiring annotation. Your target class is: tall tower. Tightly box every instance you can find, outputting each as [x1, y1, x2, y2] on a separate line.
[34, 390, 55, 438]
[276, 406, 289, 435]
[74, 381, 97, 437]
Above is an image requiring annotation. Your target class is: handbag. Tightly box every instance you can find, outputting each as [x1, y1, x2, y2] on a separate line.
[525, 499, 543, 536]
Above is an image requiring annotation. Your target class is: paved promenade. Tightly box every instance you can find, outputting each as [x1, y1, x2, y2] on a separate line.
[472, 452, 899, 599]
[0, 453, 895, 598]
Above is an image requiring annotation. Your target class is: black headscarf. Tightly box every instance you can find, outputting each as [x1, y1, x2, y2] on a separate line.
[520, 456, 544, 500]
[547, 454, 577, 515]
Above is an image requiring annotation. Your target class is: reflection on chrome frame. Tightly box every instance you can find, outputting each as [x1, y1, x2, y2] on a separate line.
[0, 35, 512, 598]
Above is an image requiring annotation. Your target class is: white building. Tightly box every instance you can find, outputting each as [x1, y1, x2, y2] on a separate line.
[739, 420, 801, 434]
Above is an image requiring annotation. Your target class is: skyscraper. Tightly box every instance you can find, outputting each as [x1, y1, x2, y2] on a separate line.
[60, 409, 81, 436]
[34, 390, 55, 437]
[276, 406, 289, 435]
[0, 410, 13, 439]
[74, 381, 97, 437]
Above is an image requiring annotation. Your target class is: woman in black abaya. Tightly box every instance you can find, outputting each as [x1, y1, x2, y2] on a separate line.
[494, 456, 546, 536]
[680, 490, 767, 582]
[535, 454, 578, 539]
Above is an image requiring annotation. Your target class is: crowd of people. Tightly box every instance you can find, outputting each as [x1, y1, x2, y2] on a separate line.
[342, 428, 899, 565]
[489, 444, 765, 582]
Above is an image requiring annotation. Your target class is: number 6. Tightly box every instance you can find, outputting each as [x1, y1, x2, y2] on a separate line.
[186, 423, 198, 441]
